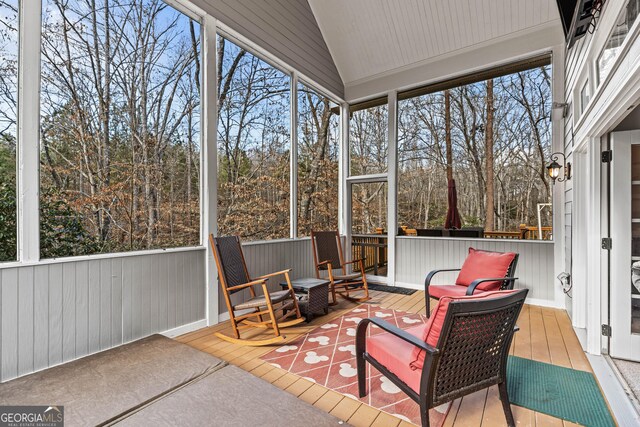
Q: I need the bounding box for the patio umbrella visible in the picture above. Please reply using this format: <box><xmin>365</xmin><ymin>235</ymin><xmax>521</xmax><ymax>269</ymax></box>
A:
<box><xmin>444</xmin><ymin>178</ymin><xmax>462</xmax><ymax>229</ymax></box>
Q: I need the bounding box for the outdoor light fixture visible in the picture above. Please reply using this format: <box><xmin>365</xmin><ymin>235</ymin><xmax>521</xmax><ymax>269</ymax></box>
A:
<box><xmin>551</xmin><ymin>102</ymin><xmax>569</xmax><ymax>120</ymax></box>
<box><xmin>547</xmin><ymin>152</ymin><xmax>571</xmax><ymax>184</ymax></box>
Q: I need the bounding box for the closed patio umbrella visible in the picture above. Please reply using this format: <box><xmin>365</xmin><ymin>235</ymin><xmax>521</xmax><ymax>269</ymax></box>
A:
<box><xmin>444</xmin><ymin>178</ymin><xmax>462</xmax><ymax>229</ymax></box>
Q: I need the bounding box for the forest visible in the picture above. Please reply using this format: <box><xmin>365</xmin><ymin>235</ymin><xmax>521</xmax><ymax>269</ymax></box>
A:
<box><xmin>349</xmin><ymin>66</ymin><xmax>553</xmax><ymax>237</ymax></box>
<box><xmin>0</xmin><ymin>0</ymin><xmax>552</xmax><ymax>264</ymax></box>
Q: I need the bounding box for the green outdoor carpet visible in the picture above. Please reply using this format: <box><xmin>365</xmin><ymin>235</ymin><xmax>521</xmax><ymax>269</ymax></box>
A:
<box><xmin>507</xmin><ymin>356</ymin><xmax>615</xmax><ymax>427</ymax></box>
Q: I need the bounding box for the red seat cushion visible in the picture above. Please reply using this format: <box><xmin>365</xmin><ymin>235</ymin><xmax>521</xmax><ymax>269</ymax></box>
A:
<box><xmin>409</xmin><ymin>289</ymin><xmax>519</xmax><ymax>370</ymax></box>
<box><xmin>366</xmin><ymin>323</ymin><xmax>427</xmax><ymax>393</ymax></box>
<box><xmin>365</xmin><ymin>290</ymin><xmax>519</xmax><ymax>393</ymax></box>
<box><xmin>455</xmin><ymin>248</ymin><xmax>516</xmax><ymax>291</ymax></box>
<box><xmin>428</xmin><ymin>284</ymin><xmax>468</xmax><ymax>299</ymax></box>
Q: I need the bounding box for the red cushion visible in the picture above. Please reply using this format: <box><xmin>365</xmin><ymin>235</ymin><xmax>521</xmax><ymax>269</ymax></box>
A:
<box><xmin>428</xmin><ymin>284</ymin><xmax>468</xmax><ymax>299</ymax></box>
<box><xmin>409</xmin><ymin>289</ymin><xmax>519</xmax><ymax>370</ymax></box>
<box><xmin>455</xmin><ymin>248</ymin><xmax>516</xmax><ymax>291</ymax></box>
<box><xmin>366</xmin><ymin>323</ymin><xmax>427</xmax><ymax>393</ymax></box>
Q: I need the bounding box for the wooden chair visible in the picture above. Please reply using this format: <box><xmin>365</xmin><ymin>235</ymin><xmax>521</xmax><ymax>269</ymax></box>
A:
<box><xmin>425</xmin><ymin>247</ymin><xmax>519</xmax><ymax>317</ymax></box>
<box><xmin>310</xmin><ymin>230</ymin><xmax>369</xmax><ymax>305</ymax></box>
<box><xmin>210</xmin><ymin>235</ymin><xmax>305</xmax><ymax>346</ymax></box>
<box><xmin>356</xmin><ymin>289</ymin><xmax>528</xmax><ymax>427</ymax></box>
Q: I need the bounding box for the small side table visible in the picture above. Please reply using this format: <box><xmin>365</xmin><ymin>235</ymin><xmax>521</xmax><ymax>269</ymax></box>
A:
<box><xmin>280</xmin><ymin>278</ymin><xmax>330</xmax><ymax>322</ymax></box>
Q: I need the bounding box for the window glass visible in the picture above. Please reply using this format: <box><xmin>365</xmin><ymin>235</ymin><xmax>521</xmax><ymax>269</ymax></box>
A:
<box><xmin>297</xmin><ymin>83</ymin><xmax>339</xmax><ymax>236</ymax></box>
<box><xmin>216</xmin><ymin>36</ymin><xmax>290</xmax><ymax>241</ymax></box>
<box><xmin>397</xmin><ymin>65</ymin><xmax>553</xmax><ymax>240</ymax></box>
<box><xmin>351</xmin><ymin>182</ymin><xmax>387</xmax><ymax>235</ymax></box>
<box><xmin>349</xmin><ymin>104</ymin><xmax>388</xmax><ymax>176</ymax></box>
<box><xmin>597</xmin><ymin>0</ymin><xmax>640</xmax><ymax>85</ymax></box>
<box><xmin>40</xmin><ymin>0</ymin><xmax>201</xmax><ymax>257</ymax></box>
<box><xmin>580</xmin><ymin>80</ymin><xmax>590</xmax><ymax>115</ymax></box>
<box><xmin>0</xmin><ymin>0</ymin><xmax>18</xmax><ymax>261</ymax></box>
<box><xmin>351</xmin><ymin>181</ymin><xmax>387</xmax><ymax>277</ymax></box>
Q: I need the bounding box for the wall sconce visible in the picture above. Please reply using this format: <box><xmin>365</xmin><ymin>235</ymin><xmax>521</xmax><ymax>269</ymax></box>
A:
<box><xmin>547</xmin><ymin>152</ymin><xmax>571</xmax><ymax>184</ymax></box>
<box><xmin>551</xmin><ymin>102</ymin><xmax>569</xmax><ymax>121</ymax></box>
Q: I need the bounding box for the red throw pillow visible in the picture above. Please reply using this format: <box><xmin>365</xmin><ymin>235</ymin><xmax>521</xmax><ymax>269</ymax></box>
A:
<box><xmin>409</xmin><ymin>289</ymin><xmax>519</xmax><ymax>370</ymax></box>
<box><xmin>455</xmin><ymin>248</ymin><xmax>516</xmax><ymax>291</ymax></box>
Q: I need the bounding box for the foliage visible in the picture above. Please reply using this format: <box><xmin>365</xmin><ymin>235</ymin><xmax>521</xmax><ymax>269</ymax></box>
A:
<box><xmin>395</xmin><ymin>67</ymin><xmax>553</xmax><ymax>234</ymax></box>
<box><xmin>37</xmin><ymin>0</ymin><xmax>201</xmax><ymax>255</ymax></box>
<box><xmin>0</xmin><ymin>179</ymin><xmax>16</xmax><ymax>261</ymax></box>
<box><xmin>0</xmin><ymin>177</ymin><xmax>99</xmax><ymax>261</ymax></box>
<box><xmin>40</xmin><ymin>190</ymin><xmax>101</xmax><ymax>258</ymax></box>
<box><xmin>216</xmin><ymin>37</ymin><xmax>340</xmax><ymax>241</ymax></box>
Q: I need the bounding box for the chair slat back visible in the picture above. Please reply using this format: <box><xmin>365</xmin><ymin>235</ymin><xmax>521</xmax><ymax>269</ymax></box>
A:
<box><xmin>429</xmin><ymin>289</ymin><xmax>527</xmax><ymax>406</ymax></box>
<box><xmin>212</xmin><ymin>236</ymin><xmax>251</xmax><ymax>294</ymax></box>
<box><xmin>311</xmin><ymin>231</ymin><xmax>343</xmax><ymax>271</ymax></box>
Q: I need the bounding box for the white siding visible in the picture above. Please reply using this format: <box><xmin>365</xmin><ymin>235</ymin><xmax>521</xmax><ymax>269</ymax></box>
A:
<box><xmin>395</xmin><ymin>237</ymin><xmax>555</xmax><ymax>303</ymax></box>
<box><xmin>0</xmin><ymin>249</ymin><xmax>205</xmax><ymax>382</ymax></box>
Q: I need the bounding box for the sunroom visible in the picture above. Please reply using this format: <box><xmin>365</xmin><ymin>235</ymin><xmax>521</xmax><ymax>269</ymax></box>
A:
<box><xmin>0</xmin><ymin>0</ymin><xmax>639</xmax><ymax>426</ymax></box>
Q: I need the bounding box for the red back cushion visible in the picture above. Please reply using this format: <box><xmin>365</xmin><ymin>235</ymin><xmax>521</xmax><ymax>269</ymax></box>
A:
<box><xmin>409</xmin><ymin>289</ymin><xmax>519</xmax><ymax>370</ymax></box>
<box><xmin>455</xmin><ymin>248</ymin><xmax>516</xmax><ymax>291</ymax></box>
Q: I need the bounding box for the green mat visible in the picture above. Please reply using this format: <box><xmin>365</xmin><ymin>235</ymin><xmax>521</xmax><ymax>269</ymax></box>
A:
<box><xmin>507</xmin><ymin>356</ymin><xmax>615</xmax><ymax>427</ymax></box>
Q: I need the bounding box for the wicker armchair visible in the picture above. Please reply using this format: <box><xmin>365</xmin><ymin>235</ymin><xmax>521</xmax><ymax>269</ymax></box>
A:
<box><xmin>356</xmin><ymin>289</ymin><xmax>528</xmax><ymax>427</ymax></box>
<box><xmin>425</xmin><ymin>247</ymin><xmax>519</xmax><ymax>317</ymax></box>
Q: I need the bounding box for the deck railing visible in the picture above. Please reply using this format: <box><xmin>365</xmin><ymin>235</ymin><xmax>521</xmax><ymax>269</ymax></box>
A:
<box><xmin>351</xmin><ymin>234</ymin><xmax>387</xmax><ymax>275</ymax></box>
<box><xmin>484</xmin><ymin>225</ymin><xmax>553</xmax><ymax>240</ymax></box>
<box><xmin>399</xmin><ymin>224</ymin><xmax>553</xmax><ymax>240</ymax></box>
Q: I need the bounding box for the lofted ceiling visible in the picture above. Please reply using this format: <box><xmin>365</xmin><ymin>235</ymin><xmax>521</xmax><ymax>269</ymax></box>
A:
<box><xmin>308</xmin><ymin>0</ymin><xmax>562</xmax><ymax>87</ymax></box>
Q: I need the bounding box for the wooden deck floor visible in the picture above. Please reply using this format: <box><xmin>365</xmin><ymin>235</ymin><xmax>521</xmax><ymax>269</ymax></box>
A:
<box><xmin>177</xmin><ymin>290</ymin><xmax>597</xmax><ymax>427</ymax></box>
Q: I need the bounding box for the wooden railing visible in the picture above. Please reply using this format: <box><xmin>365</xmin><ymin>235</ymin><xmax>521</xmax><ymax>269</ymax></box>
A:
<box><xmin>351</xmin><ymin>234</ymin><xmax>388</xmax><ymax>275</ymax></box>
<box><xmin>398</xmin><ymin>224</ymin><xmax>552</xmax><ymax>240</ymax></box>
<box><xmin>484</xmin><ymin>225</ymin><xmax>552</xmax><ymax>240</ymax></box>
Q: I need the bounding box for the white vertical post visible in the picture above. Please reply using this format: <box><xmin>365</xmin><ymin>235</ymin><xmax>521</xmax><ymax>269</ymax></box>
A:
<box><xmin>202</xmin><ymin>15</ymin><xmax>218</xmax><ymax>326</ymax></box>
<box><xmin>340</xmin><ymin>103</ymin><xmax>351</xmax><ymax>260</ymax></box>
<box><xmin>290</xmin><ymin>73</ymin><xmax>298</xmax><ymax>239</ymax></box>
<box><xmin>17</xmin><ymin>0</ymin><xmax>42</xmax><ymax>263</ymax></box>
<box><xmin>387</xmin><ymin>91</ymin><xmax>398</xmax><ymax>286</ymax></box>
<box><xmin>586</xmin><ymin>137</ymin><xmax>602</xmax><ymax>355</ymax></box>
<box><xmin>551</xmin><ymin>44</ymin><xmax>567</xmax><ymax>310</ymax></box>
<box><xmin>572</xmin><ymin>149</ymin><xmax>587</xmax><ymax>330</ymax></box>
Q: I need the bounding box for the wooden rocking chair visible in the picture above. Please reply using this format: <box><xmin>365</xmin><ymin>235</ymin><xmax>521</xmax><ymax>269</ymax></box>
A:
<box><xmin>210</xmin><ymin>235</ymin><xmax>305</xmax><ymax>346</ymax></box>
<box><xmin>311</xmin><ymin>230</ymin><xmax>370</xmax><ymax>305</ymax></box>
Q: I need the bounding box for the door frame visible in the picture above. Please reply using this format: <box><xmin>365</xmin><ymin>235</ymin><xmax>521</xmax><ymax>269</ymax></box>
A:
<box><xmin>607</xmin><ymin>130</ymin><xmax>640</xmax><ymax>361</ymax></box>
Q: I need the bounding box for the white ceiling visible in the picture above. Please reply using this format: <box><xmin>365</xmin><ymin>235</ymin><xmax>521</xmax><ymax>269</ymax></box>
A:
<box><xmin>308</xmin><ymin>0</ymin><xmax>562</xmax><ymax>86</ymax></box>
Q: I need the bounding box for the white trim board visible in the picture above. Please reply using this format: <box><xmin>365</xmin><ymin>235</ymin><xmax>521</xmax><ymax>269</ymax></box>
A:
<box><xmin>162</xmin><ymin>319</ymin><xmax>208</xmax><ymax>339</ymax></box>
<box><xmin>588</xmin><ymin>354</ymin><xmax>640</xmax><ymax>427</ymax></box>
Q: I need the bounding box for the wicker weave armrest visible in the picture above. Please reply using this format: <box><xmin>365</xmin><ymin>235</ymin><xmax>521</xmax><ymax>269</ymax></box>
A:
<box><xmin>466</xmin><ymin>277</ymin><xmax>518</xmax><ymax>295</ymax></box>
<box><xmin>255</xmin><ymin>269</ymin><xmax>292</xmax><ymax>280</ymax></box>
<box><xmin>356</xmin><ymin>318</ymin><xmax>438</xmax><ymax>354</ymax></box>
<box><xmin>424</xmin><ymin>268</ymin><xmax>462</xmax><ymax>288</ymax></box>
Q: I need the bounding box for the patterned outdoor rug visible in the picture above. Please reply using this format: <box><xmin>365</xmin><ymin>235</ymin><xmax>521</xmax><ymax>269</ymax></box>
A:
<box><xmin>261</xmin><ymin>305</ymin><xmax>450</xmax><ymax>426</ymax></box>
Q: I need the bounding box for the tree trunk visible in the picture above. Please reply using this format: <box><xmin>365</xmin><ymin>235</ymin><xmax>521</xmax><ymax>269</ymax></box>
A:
<box><xmin>485</xmin><ymin>79</ymin><xmax>495</xmax><ymax>232</ymax></box>
<box><xmin>444</xmin><ymin>90</ymin><xmax>453</xmax><ymax>182</ymax></box>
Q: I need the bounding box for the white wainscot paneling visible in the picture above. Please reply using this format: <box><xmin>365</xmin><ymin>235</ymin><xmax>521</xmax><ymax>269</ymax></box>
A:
<box><xmin>0</xmin><ymin>249</ymin><xmax>205</xmax><ymax>382</ymax></box>
<box><xmin>395</xmin><ymin>237</ymin><xmax>555</xmax><ymax>304</ymax></box>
